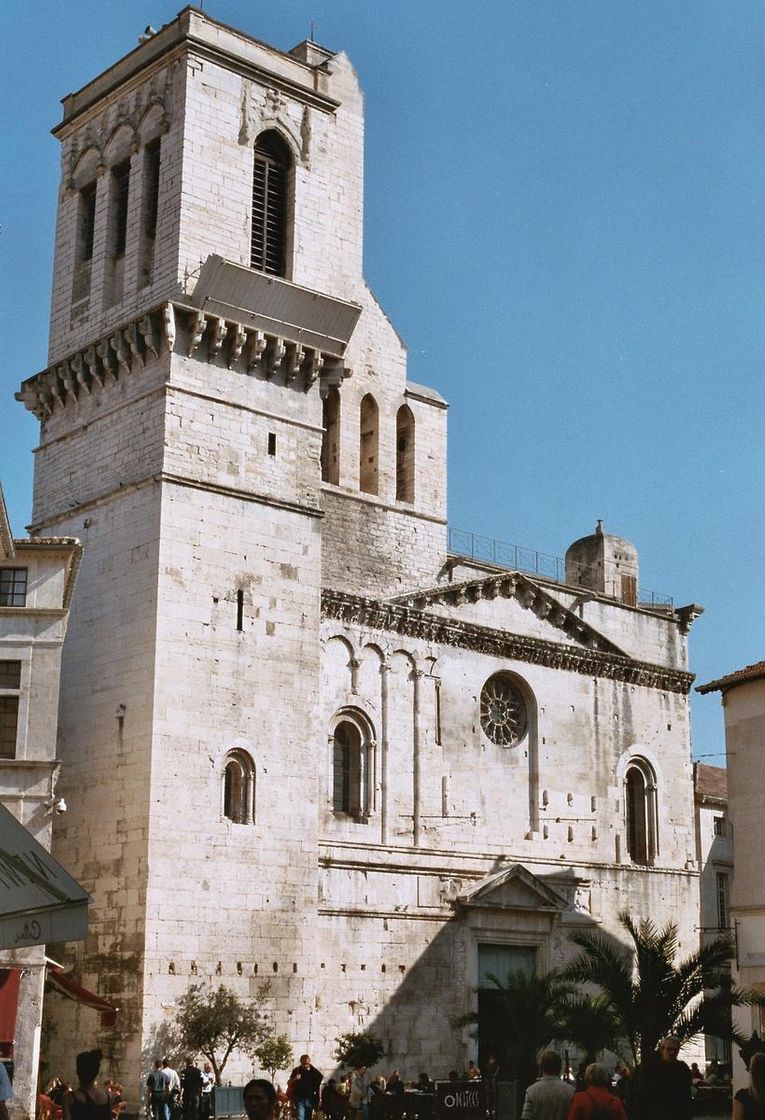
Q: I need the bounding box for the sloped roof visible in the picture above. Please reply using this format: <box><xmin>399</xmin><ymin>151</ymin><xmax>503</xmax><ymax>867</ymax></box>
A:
<box><xmin>694</xmin><ymin>762</ymin><xmax>727</xmax><ymax>803</ymax></box>
<box><xmin>697</xmin><ymin>661</ymin><xmax>765</xmax><ymax>695</ymax></box>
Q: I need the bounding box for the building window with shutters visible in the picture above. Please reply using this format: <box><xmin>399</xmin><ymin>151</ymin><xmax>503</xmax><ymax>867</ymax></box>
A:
<box><xmin>251</xmin><ymin>131</ymin><xmax>291</xmax><ymax>277</ymax></box>
<box><xmin>716</xmin><ymin>871</ymin><xmax>729</xmax><ymax>929</ymax></box>
<box><xmin>0</xmin><ymin>662</ymin><xmax>21</xmax><ymax>760</ymax></box>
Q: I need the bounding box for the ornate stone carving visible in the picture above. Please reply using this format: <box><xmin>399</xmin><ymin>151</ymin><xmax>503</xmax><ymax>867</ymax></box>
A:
<box><xmin>321</xmin><ymin>590</ymin><xmax>695</xmax><ymax>695</ymax></box>
<box><xmin>480</xmin><ymin>674</ymin><xmax>528</xmax><ymax>747</ymax></box>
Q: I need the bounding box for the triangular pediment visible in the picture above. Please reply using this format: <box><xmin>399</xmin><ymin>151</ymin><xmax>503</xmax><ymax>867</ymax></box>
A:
<box><xmin>389</xmin><ymin>571</ymin><xmax>626</xmax><ymax>656</ymax></box>
<box><xmin>456</xmin><ymin>864</ymin><xmax>569</xmax><ymax>913</ymax></box>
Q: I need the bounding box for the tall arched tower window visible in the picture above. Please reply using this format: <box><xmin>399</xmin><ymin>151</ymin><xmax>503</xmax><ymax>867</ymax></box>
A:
<box><xmin>359</xmin><ymin>394</ymin><xmax>379</xmax><ymax>495</ymax></box>
<box><xmin>321</xmin><ymin>388</ymin><xmax>341</xmax><ymax>484</ymax></box>
<box><xmin>331</xmin><ymin>714</ymin><xmax>374</xmax><ymax>820</ymax></box>
<box><xmin>223</xmin><ymin>749</ymin><xmax>256</xmax><ymax>824</ymax></box>
<box><xmin>396</xmin><ymin>404</ymin><xmax>415</xmax><ymax>503</ymax></box>
<box><xmin>251</xmin><ymin>131</ymin><xmax>290</xmax><ymax>277</ymax></box>
<box><xmin>625</xmin><ymin>760</ymin><xmax>657</xmax><ymax>865</ymax></box>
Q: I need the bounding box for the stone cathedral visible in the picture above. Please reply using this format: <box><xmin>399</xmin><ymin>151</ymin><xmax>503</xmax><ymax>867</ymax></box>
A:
<box><xmin>17</xmin><ymin>7</ymin><xmax>703</xmax><ymax>1099</ymax></box>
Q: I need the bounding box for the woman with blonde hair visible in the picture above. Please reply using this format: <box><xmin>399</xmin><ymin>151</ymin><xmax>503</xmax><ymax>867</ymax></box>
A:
<box><xmin>566</xmin><ymin>1064</ymin><xmax>627</xmax><ymax>1120</ymax></box>
<box><xmin>734</xmin><ymin>1052</ymin><xmax>765</xmax><ymax>1119</ymax></box>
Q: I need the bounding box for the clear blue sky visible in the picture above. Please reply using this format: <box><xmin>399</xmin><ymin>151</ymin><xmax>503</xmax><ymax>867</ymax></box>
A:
<box><xmin>1</xmin><ymin>1</ymin><xmax>763</xmax><ymax>763</ymax></box>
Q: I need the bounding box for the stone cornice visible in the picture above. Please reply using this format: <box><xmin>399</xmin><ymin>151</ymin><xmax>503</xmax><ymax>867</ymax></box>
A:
<box><xmin>390</xmin><ymin>569</ymin><xmax>626</xmax><ymax>656</ymax></box>
<box><xmin>321</xmin><ymin>589</ymin><xmax>695</xmax><ymax>695</ymax></box>
<box><xmin>16</xmin><ymin>300</ymin><xmax>353</xmax><ymax>421</ymax></box>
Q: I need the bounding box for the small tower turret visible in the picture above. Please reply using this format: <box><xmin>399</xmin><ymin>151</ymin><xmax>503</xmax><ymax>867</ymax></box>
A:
<box><xmin>565</xmin><ymin>520</ymin><xmax>639</xmax><ymax>606</ymax></box>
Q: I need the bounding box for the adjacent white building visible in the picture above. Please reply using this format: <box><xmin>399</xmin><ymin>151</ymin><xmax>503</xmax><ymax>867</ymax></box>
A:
<box><xmin>698</xmin><ymin>663</ymin><xmax>765</xmax><ymax>1085</ymax></box>
<box><xmin>0</xmin><ymin>487</ymin><xmax>83</xmax><ymax>1119</ymax></box>
<box><xmin>14</xmin><ymin>8</ymin><xmax>705</xmax><ymax>1106</ymax></box>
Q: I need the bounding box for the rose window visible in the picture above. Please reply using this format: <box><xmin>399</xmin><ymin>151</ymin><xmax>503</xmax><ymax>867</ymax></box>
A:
<box><xmin>480</xmin><ymin>674</ymin><xmax>528</xmax><ymax>746</ymax></box>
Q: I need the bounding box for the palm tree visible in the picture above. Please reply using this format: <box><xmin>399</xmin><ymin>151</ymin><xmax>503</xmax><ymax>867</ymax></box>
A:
<box><xmin>562</xmin><ymin>912</ymin><xmax>765</xmax><ymax>1066</ymax></box>
<box><xmin>455</xmin><ymin>968</ymin><xmax>574</xmax><ymax>1095</ymax></box>
<box><xmin>557</xmin><ymin>992</ymin><xmax>624</xmax><ymax>1067</ymax></box>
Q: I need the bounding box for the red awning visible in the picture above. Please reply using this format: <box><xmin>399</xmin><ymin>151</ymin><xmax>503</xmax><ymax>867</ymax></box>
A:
<box><xmin>46</xmin><ymin>965</ymin><xmax>118</xmax><ymax>1028</ymax></box>
<box><xmin>0</xmin><ymin>970</ymin><xmax>20</xmax><ymax>1056</ymax></box>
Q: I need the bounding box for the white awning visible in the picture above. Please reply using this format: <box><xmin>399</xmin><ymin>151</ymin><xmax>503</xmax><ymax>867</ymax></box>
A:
<box><xmin>0</xmin><ymin>805</ymin><xmax>90</xmax><ymax>949</ymax></box>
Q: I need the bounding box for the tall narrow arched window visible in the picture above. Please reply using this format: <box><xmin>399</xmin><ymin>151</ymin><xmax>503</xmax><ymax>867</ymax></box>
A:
<box><xmin>396</xmin><ymin>404</ymin><xmax>415</xmax><ymax>503</ymax></box>
<box><xmin>625</xmin><ymin>760</ymin><xmax>657</xmax><ymax>865</ymax></box>
<box><xmin>251</xmin><ymin>131</ymin><xmax>290</xmax><ymax>277</ymax></box>
<box><xmin>331</xmin><ymin>714</ymin><xmax>374</xmax><ymax>820</ymax></box>
<box><xmin>359</xmin><ymin>394</ymin><xmax>379</xmax><ymax>495</ymax></box>
<box><xmin>223</xmin><ymin>749</ymin><xmax>256</xmax><ymax>824</ymax></box>
<box><xmin>321</xmin><ymin>387</ymin><xmax>340</xmax><ymax>484</ymax></box>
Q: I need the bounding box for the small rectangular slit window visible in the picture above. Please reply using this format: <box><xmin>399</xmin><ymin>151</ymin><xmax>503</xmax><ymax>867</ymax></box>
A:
<box><xmin>236</xmin><ymin>589</ymin><xmax>244</xmax><ymax>632</ymax></box>
<box><xmin>268</xmin><ymin>433</ymin><xmax>277</xmax><ymax>456</ymax></box>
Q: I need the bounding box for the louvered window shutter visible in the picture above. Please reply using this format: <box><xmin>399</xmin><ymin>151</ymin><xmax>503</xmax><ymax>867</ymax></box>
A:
<box><xmin>251</xmin><ymin>134</ymin><xmax>288</xmax><ymax>276</ymax></box>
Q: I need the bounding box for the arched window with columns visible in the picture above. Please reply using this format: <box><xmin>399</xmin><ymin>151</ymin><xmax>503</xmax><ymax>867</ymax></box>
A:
<box><xmin>330</xmin><ymin>711</ymin><xmax>375</xmax><ymax>820</ymax></box>
<box><xmin>625</xmin><ymin>758</ymin><xmax>658</xmax><ymax>865</ymax></box>
<box><xmin>223</xmin><ymin>748</ymin><xmax>256</xmax><ymax>824</ymax></box>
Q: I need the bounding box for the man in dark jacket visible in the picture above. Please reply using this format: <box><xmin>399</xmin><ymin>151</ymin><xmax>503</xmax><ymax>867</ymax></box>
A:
<box><xmin>289</xmin><ymin>1055</ymin><xmax>324</xmax><ymax>1120</ymax></box>
<box><xmin>634</xmin><ymin>1037</ymin><xmax>693</xmax><ymax>1120</ymax></box>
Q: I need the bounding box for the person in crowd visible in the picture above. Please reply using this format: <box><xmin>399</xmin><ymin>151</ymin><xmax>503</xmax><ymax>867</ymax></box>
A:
<box><xmin>163</xmin><ymin>1059</ymin><xmax>181</xmax><ymax>1120</ymax></box>
<box><xmin>0</xmin><ymin>1059</ymin><xmax>12</xmax><ymax>1120</ymax></box>
<box><xmin>384</xmin><ymin>1070</ymin><xmax>404</xmax><ymax>1120</ymax></box>
<box><xmin>244</xmin><ymin>1080</ymin><xmax>277</xmax><ymax>1120</ymax></box>
<box><xmin>349</xmin><ymin>1065</ymin><xmax>371</xmax><ymax>1120</ymax></box>
<box><xmin>369</xmin><ymin>1077</ymin><xmax>386</xmax><ymax>1120</ymax></box>
<box><xmin>321</xmin><ymin>1079</ymin><xmax>346</xmax><ymax>1120</ymax></box>
<box><xmin>62</xmin><ymin>1050</ymin><xmax>113</xmax><ymax>1120</ymax></box>
<box><xmin>733</xmin><ymin>1051</ymin><xmax>765</xmax><ymax>1120</ymax></box>
<box><xmin>200</xmin><ymin>1063</ymin><xmax>214</xmax><ymax>1120</ymax></box>
<box><xmin>705</xmin><ymin>1059</ymin><xmax>722</xmax><ymax>1086</ymax></box>
<box><xmin>481</xmin><ymin>1057</ymin><xmax>499</xmax><ymax>1083</ymax></box>
<box><xmin>181</xmin><ymin>1058</ymin><xmax>204</xmax><ymax>1120</ymax></box>
<box><xmin>633</xmin><ymin>1037</ymin><xmax>692</xmax><ymax>1120</ymax></box>
<box><xmin>566</xmin><ymin>1064</ymin><xmax>627</xmax><ymax>1120</ymax></box>
<box><xmin>147</xmin><ymin>1061</ymin><xmax>168</xmax><ymax>1120</ymax></box>
<box><xmin>689</xmin><ymin>1063</ymin><xmax>705</xmax><ymax>1086</ymax></box>
<box><xmin>288</xmin><ymin>1055</ymin><xmax>323</xmax><ymax>1120</ymax></box>
<box><xmin>520</xmin><ymin>1051</ymin><xmax>574</xmax><ymax>1120</ymax></box>
<box><xmin>413</xmin><ymin>1074</ymin><xmax>432</xmax><ymax>1095</ymax></box>
<box><xmin>466</xmin><ymin>1063</ymin><xmax>480</xmax><ymax>1081</ymax></box>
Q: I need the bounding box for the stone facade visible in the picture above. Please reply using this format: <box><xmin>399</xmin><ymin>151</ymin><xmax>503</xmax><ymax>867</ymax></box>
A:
<box><xmin>17</xmin><ymin>8</ymin><xmax>704</xmax><ymax>1108</ymax></box>
<box><xmin>697</xmin><ymin>664</ymin><xmax>765</xmax><ymax>1088</ymax></box>
<box><xmin>0</xmin><ymin>488</ymin><xmax>81</xmax><ymax>1120</ymax></box>
<box><xmin>693</xmin><ymin>762</ymin><xmax>732</xmax><ymax>1064</ymax></box>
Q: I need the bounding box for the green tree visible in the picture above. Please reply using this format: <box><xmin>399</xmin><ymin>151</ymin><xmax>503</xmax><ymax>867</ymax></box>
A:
<box><xmin>454</xmin><ymin>969</ymin><xmax>574</xmax><ymax>1095</ymax></box>
<box><xmin>175</xmin><ymin>983</ymin><xmax>272</xmax><ymax>1085</ymax></box>
<box><xmin>333</xmin><ymin>1032</ymin><xmax>386</xmax><ymax>1070</ymax></box>
<box><xmin>556</xmin><ymin>992</ymin><xmax>624</xmax><ymax>1066</ymax></box>
<box><xmin>255</xmin><ymin>1035</ymin><xmax>294</xmax><ymax>1082</ymax></box>
<box><xmin>563</xmin><ymin>912</ymin><xmax>765</xmax><ymax>1067</ymax></box>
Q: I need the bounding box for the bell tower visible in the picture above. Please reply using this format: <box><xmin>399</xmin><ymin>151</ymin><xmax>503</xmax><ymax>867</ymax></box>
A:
<box><xmin>16</xmin><ymin>8</ymin><xmax>447</xmax><ymax>1084</ymax></box>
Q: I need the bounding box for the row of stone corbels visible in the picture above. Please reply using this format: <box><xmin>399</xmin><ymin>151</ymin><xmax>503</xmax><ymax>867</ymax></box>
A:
<box><xmin>179</xmin><ymin>304</ymin><xmax>351</xmax><ymax>393</ymax></box>
<box><xmin>17</xmin><ymin>302</ymin><xmax>352</xmax><ymax>419</ymax></box>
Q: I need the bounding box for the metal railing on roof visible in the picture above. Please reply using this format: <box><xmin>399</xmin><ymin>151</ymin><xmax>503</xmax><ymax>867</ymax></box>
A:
<box><xmin>447</xmin><ymin>527</ymin><xmax>673</xmax><ymax>608</ymax></box>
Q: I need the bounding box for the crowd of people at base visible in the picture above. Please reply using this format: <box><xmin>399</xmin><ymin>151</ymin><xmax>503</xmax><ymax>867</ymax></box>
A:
<box><xmin>30</xmin><ymin>1039</ymin><xmax>765</xmax><ymax>1120</ymax></box>
<box><xmin>519</xmin><ymin>1037</ymin><xmax>751</xmax><ymax>1120</ymax></box>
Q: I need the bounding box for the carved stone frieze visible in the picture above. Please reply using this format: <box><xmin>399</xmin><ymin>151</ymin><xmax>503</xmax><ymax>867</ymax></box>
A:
<box><xmin>321</xmin><ymin>589</ymin><xmax>695</xmax><ymax>695</ymax></box>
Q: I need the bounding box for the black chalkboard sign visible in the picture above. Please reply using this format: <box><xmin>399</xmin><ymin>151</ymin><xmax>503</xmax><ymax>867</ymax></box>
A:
<box><xmin>435</xmin><ymin>1081</ymin><xmax>487</xmax><ymax>1120</ymax></box>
